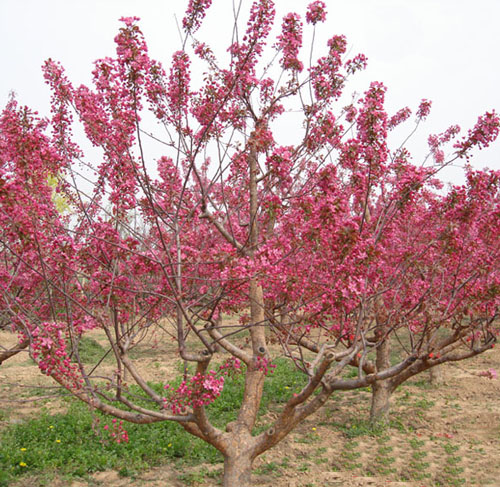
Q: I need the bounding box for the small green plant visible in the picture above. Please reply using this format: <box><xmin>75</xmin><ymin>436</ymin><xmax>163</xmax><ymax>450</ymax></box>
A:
<box><xmin>296</xmin><ymin>432</ymin><xmax>319</xmax><ymax>444</ymax></box>
<box><xmin>376</xmin><ymin>434</ymin><xmax>391</xmax><ymax>444</ymax></box>
<box><xmin>377</xmin><ymin>445</ymin><xmax>393</xmax><ymax>454</ymax></box>
<box><xmin>314</xmin><ymin>456</ymin><xmax>328</xmax><ymax>465</ymax></box>
<box><xmin>331</xmin><ymin>418</ymin><xmax>387</xmax><ymax>438</ymax></box>
<box><xmin>177</xmin><ymin>470</ymin><xmax>207</xmax><ymax>485</ymax></box>
<box><xmin>446</xmin><ymin>455</ymin><xmax>462</xmax><ymax>465</ymax></box>
<box><xmin>343</xmin><ymin>440</ymin><xmax>359</xmax><ymax>450</ymax></box>
<box><xmin>409</xmin><ymin>437</ymin><xmax>425</xmax><ymax>449</ymax></box>
<box><xmin>443</xmin><ymin>442</ymin><xmax>459</xmax><ymax>454</ymax></box>
<box><xmin>342</xmin><ymin>449</ymin><xmax>361</xmax><ymax>461</ymax></box>
<box><xmin>255</xmin><ymin>461</ymin><xmax>281</xmax><ymax>476</ymax></box>
<box><xmin>414</xmin><ymin>397</ymin><xmax>435</xmax><ymax>410</ymax></box>
<box><xmin>412</xmin><ymin>450</ymin><xmax>427</xmax><ymax>460</ymax></box>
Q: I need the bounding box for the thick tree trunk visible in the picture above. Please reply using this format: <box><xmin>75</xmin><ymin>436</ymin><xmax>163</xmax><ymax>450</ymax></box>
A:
<box><xmin>370</xmin><ymin>329</ymin><xmax>392</xmax><ymax>424</ymax></box>
<box><xmin>428</xmin><ymin>364</ymin><xmax>444</xmax><ymax>385</ymax></box>
<box><xmin>370</xmin><ymin>380</ymin><xmax>392</xmax><ymax>423</ymax></box>
<box><xmin>223</xmin><ymin>453</ymin><xmax>253</xmax><ymax>487</ymax></box>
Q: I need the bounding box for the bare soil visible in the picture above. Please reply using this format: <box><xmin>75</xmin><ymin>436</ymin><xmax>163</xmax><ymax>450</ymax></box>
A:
<box><xmin>1</xmin><ymin>329</ymin><xmax>499</xmax><ymax>487</ymax></box>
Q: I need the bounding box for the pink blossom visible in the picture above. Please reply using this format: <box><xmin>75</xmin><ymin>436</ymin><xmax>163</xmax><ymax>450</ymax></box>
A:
<box><xmin>306</xmin><ymin>1</ymin><xmax>327</xmax><ymax>25</ymax></box>
<box><xmin>276</xmin><ymin>13</ymin><xmax>304</xmax><ymax>71</ymax></box>
<box><xmin>182</xmin><ymin>0</ymin><xmax>212</xmax><ymax>33</ymax></box>
<box><xmin>416</xmin><ymin>99</ymin><xmax>432</xmax><ymax>120</ymax></box>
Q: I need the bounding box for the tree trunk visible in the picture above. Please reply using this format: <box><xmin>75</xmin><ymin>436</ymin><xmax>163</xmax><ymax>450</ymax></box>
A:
<box><xmin>223</xmin><ymin>453</ymin><xmax>253</xmax><ymax>487</ymax></box>
<box><xmin>428</xmin><ymin>364</ymin><xmax>444</xmax><ymax>385</ymax></box>
<box><xmin>370</xmin><ymin>380</ymin><xmax>392</xmax><ymax>423</ymax></box>
<box><xmin>370</xmin><ymin>329</ymin><xmax>392</xmax><ymax>424</ymax></box>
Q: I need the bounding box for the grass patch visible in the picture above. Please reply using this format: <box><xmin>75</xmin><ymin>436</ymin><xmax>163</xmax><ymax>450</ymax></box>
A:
<box><xmin>0</xmin><ymin>399</ymin><xmax>220</xmax><ymax>487</ymax></box>
<box><xmin>75</xmin><ymin>336</ymin><xmax>109</xmax><ymax>364</ymax></box>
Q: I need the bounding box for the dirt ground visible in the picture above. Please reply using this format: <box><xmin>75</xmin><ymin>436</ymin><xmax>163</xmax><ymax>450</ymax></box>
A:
<box><xmin>1</xmin><ymin>329</ymin><xmax>499</xmax><ymax>487</ymax></box>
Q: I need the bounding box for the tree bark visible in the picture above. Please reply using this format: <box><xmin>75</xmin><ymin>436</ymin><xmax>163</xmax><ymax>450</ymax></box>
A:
<box><xmin>223</xmin><ymin>452</ymin><xmax>253</xmax><ymax>487</ymax></box>
<box><xmin>428</xmin><ymin>364</ymin><xmax>444</xmax><ymax>385</ymax></box>
<box><xmin>370</xmin><ymin>380</ymin><xmax>392</xmax><ymax>423</ymax></box>
<box><xmin>370</xmin><ymin>330</ymin><xmax>392</xmax><ymax>424</ymax></box>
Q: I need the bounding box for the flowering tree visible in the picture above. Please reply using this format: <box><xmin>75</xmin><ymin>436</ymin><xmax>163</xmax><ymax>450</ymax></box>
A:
<box><xmin>1</xmin><ymin>1</ymin><xmax>499</xmax><ymax>485</ymax></box>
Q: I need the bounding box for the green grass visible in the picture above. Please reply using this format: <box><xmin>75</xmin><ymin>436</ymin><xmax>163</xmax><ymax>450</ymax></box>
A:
<box><xmin>0</xmin><ymin>357</ymin><xmax>308</xmax><ymax>486</ymax></box>
<box><xmin>75</xmin><ymin>336</ymin><xmax>109</xmax><ymax>364</ymax></box>
<box><xmin>329</xmin><ymin>416</ymin><xmax>398</xmax><ymax>438</ymax></box>
<box><xmin>0</xmin><ymin>399</ymin><xmax>220</xmax><ymax>487</ymax></box>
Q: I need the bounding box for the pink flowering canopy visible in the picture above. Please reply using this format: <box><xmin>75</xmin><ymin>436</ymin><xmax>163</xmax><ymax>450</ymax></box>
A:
<box><xmin>0</xmin><ymin>1</ymin><xmax>499</xmax><ymax>485</ymax></box>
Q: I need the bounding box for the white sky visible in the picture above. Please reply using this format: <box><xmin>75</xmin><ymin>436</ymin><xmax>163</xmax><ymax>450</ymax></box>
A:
<box><xmin>1</xmin><ymin>0</ymin><xmax>499</xmax><ymax>183</ymax></box>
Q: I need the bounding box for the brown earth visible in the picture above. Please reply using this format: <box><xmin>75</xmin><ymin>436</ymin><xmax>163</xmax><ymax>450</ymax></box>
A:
<box><xmin>1</xmin><ymin>329</ymin><xmax>499</xmax><ymax>487</ymax></box>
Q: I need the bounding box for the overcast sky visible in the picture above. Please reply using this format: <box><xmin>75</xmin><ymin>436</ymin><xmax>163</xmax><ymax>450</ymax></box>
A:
<box><xmin>1</xmin><ymin>0</ymin><xmax>499</xmax><ymax>183</ymax></box>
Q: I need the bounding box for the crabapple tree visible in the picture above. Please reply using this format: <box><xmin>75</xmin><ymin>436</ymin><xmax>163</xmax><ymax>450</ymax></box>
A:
<box><xmin>1</xmin><ymin>1</ymin><xmax>499</xmax><ymax>485</ymax></box>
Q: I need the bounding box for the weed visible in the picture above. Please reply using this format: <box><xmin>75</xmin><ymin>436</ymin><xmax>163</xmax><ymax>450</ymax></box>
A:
<box><xmin>446</xmin><ymin>455</ymin><xmax>462</xmax><ymax>465</ymax></box>
<box><xmin>178</xmin><ymin>470</ymin><xmax>207</xmax><ymax>485</ymax></box>
<box><xmin>412</xmin><ymin>450</ymin><xmax>427</xmax><ymax>460</ymax></box>
<box><xmin>409</xmin><ymin>437</ymin><xmax>425</xmax><ymax>449</ymax></box>
<box><xmin>375</xmin><ymin>454</ymin><xmax>395</xmax><ymax>467</ymax></box>
<box><xmin>343</xmin><ymin>440</ymin><xmax>359</xmax><ymax>450</ymax></box>
<box><xmin>314</xmin><ymin>456</ymin><xmax>328</xmax><ymax>465</ymax></box>
<box><xmin>333</xmin><ymin>418</ymin><xmax>387</xmax><ymax>438</ymax></box>
<box><xmin>296</xmin><ymin>432</ymin><xmax>318</xmax><ymax>444</ymax></box>
<box><xmin>255</xmin><ymin>461</ymin><xmax>281</xmax><ymax>476</ymax></box>
<box><xmin>342</xmin><ymin>450</ymin><xmax>361</xmax><ymax>461</ymax></box>
<box><xmin>377</xmin><ymin>445</ymin><xmax>393</xmax><ymax>455</ymax></box>
<box><xmin>443</xmin><ymin>442</ymin><xmax>459</xmax><ymax>454</ymax></box>
<box><xmin>376</xmin><ymin>434</ymin><xmax>391</xmax><ymax>444</ymax></box>
<box><xmin>410</xmin><ymin>379</ymin><xmax>434</xmax><ymax>389</ymax></box>
<box><xmin>414</xmin><ymin>397</ymin><xmax>435</xmax><ymax>410</ymax></box>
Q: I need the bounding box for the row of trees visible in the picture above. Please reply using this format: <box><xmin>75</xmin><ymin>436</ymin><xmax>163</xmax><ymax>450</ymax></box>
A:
<box><xmin>1</xmin><ymin>1</ymin><xmax>499</xmax><ymax>485</ymax></box>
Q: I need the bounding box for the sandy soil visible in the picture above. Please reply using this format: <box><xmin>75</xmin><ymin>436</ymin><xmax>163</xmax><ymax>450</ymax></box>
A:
<box><xmin>1</xmin><ymin>329</ymin><xmax>499</xmax><ymax>487</ymax></box>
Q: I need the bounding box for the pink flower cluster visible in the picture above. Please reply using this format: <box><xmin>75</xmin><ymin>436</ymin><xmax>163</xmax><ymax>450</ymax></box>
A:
<box><xmin>306</xmin><ymin>1</ymin><xmax>327</xmax><ymax>25</ymax></box>
<box><xmin>416</xmin><ymin>99</ymin><xmax>432</xmax><ymax>120</ymax></box>
<box><xmin>267</xmin><ymin>146</ymin><xmax>294</xmax><ymax>186</ymax></box>
<box><xmin>31</xmin><ymin>322</ymin><xmax>83</xmax><ymax>390</ymax></box>
<box><xmin>182</xmin><ymin>0</ymin><xmax>213</xmax><ymax>33</ymax></box>
<box><xmin>345</xmin><ymin>53</ymin><xmax>368</xmax><ymax>76</ymax></box>
<box><xmin>277</xmin><ymin>13</ymin><xmax>303</xmax><ymax>71</ymax></box>
<box><xmin>388</xmin><ymin>107</ymin><xmax>412</xmax><ymax>130</ymax></box>
<box><xmin>454</xmin><ymin>110</ymin><xmax>500</xmax><ymax>156</ymax></box>
<box><xmin>168</xmin><ymin>51</ymin><xmax>191</xmax><ymax>123</ymax></box>
<box><xmin>218</xmin><ymin>357</ymin><xmax>242</xmax><ymax>378</ymax></box>
<box><xmin>427</xmin><ymin>124</ymin><xmax>461</xmax><ymax>163</ymax></box>
<box><xmin>104</xmin><ymin>418</ymin><xmax>129</xmax><ymax>443</ymax></box>
<box><xmin>310</xmin><ymin>35</ymin><xmax>347</xmax><ymax>101</ymax></box>
<box><xmin>256</xmin><ymin>356</ymin><xmax>276</xmax><ymax>376</ymax></box>
<box><xmin>163</xmin><ymin>372</ymin><xmax>225</xmax><ymax>414</ymax></box>
<box><xmin>163</xmin><ymin>359</ymin><xmax>242</xmax><ymax>414</ymax></box>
